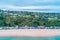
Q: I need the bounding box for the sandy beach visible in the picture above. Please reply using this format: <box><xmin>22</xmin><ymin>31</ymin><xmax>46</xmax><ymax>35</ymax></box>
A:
<box><xmin>0</xmin><ymin>29</ymin><xmax>60</xmax><ymax>37</ymax></box>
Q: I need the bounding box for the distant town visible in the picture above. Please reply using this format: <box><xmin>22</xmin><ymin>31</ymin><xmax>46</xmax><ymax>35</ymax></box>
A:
<box><xmin>0</xmin><ymin>9</ymin><xmax>60</xmax><ymax>29</ymax></box>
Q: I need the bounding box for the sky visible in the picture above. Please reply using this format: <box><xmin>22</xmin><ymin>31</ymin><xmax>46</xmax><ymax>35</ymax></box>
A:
<box><xmin>0</xmin><ymin>0</ymin><xmax>60</xmax><ymax>6</ymax></box>
<box><xmin>0</xmin><ymin>0</ymin><xmax>60</xmax><ymax>12</ymax></box>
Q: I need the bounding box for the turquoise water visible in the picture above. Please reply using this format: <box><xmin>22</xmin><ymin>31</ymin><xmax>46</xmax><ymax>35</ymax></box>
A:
<box><xmin>0</xmin><ymin>36</ymin><xmax>60</xmax><ymax>40</ymax></box>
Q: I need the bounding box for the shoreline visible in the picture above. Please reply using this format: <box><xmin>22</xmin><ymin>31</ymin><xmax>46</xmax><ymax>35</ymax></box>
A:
<box><xmin>0</xmin><ymin>29</ymin><xmax>60</xmax><ymax>37</ymax></box>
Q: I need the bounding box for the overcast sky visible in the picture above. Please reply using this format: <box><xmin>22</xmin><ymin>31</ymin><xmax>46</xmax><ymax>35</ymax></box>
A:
<box><xmin>0</xmin><ymin>0</ymin><xmax>60</xmax><ymax>12</ymax></box>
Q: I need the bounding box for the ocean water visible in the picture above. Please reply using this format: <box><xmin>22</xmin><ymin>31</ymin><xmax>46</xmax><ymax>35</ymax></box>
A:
<box><xmin>0</xmin><ymin>36</ymin><xmax>60</xmax><ymax>40</ymax></box>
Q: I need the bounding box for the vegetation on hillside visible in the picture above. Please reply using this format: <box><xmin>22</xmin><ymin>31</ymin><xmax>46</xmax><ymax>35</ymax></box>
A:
<box><xmin>0</xmin><ymin>10</ymin><xmax>60</xmax><ymax>28</ymax></box>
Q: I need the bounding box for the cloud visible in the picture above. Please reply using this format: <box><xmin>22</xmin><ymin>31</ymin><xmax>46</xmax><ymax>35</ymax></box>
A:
<box><xmin>0</xmin><ymin>4</ymin><xmax>59</xmax><ymax>13</ymax></box>
<box><xmin>0</xmin><ymin>0</ymin><xmax>60</xmax><ymax>13</ymax></box>
<box><xmin>0</xmin><ymin>4</ymin><xmax>60</xmax><ymax>10</ymax></box>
